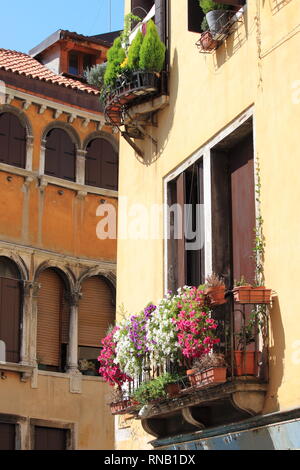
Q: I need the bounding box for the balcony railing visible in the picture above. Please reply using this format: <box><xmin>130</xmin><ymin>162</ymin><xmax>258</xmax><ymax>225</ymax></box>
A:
<box><xmin>109</xmin><ymin>290</ymin><xmax>270</xmax><ymax>438</ymax></box>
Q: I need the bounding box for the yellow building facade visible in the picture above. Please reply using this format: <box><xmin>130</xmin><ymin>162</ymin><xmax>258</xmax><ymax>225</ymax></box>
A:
<box><xmin>114</xmin><ymin>0</ymin><xmax>300</xmax><ymax>450</ymax></box>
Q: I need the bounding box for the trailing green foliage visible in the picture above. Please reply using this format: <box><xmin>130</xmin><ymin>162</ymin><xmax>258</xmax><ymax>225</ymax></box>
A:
<box><xmin>120</xmin><ymin>13</ymin><xmax>141</xmax><ymax>53</ymax></box>
<box><xmin>132</xmin><ymin>372</ymin><xmax>181</xmax><ymax>405</ymax></box>
<box><xmin>199</xmin><ymin>0</ymin><xmax>231</xmax><ymax>14</ymax></box>
<box><xmin>127</xmin><ymin>31</ymin><xmax>144</xmax><ymax>71</ymax></box>
<box><xmin>84</xmin><ymin>63</ymin><xmax>107</xmax><ymax>89</ymax></box>
<box><xmin>139</xmin><ymin>20</ymin><xmax>166</xmax><ymax>72</ymax></box>
<box><xmin>104</xmin><ymin>37</ymin><xmax>126</xmax><ymax>86</ymax></box>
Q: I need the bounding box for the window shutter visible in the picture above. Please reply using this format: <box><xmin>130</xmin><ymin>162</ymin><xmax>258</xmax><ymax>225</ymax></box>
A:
<box><xmin>85</xmin><ymin>139</ymin><xmax>101</xmax><ymax>187</ymax></box>
<box><xmin>34</xmin><ymin>427</ymin><xmax>67</xmax><ymax>450</ymax></box>
<box><xmin>187</xmin><ymin>0</ymin><xmax>204</xmax><ymax>33</ymax></box>
<box><xmin>85</xmin><ymin>139</ymin><xmax>118</xmax><ymax>190</ymax></box>
<box><xmin>78</xmin><ymin>277</ymin><xmax>115</xmax><ymax>347</ymax></box>
<box><xmin>0</xmin><ymin>423</ymin><xmax>15</xmax><ymax>450</ymax></box>
<box><xmin>9</xmin><ymin>114</ymin><xmax>26</xmax><ymax>168</ymax></box>
<box><xmin>0</xmin><ymin>113</ymin><xmax>10</xmax><ymax>164</ymax></box>
<box><xmin>176</xmin><ymin>173</ymin><xmax>186</xmax><ymax>289</ymax></box>
<box><xmin>0</xmin><ymin>277</ymin><xmax>21</xmax><ymax>363</ymax></box>
<box><xmin>60</xmin><ymin>131</ymin><xmax>76</xmax><ymax>181</ymax></box>
<box><xmin>45</xmin><ymin>129</ymin><xmax>76</xmax><ymax>181</ymax></box>
<box><xmin>45</xmin><ymin>129</ymin><xmax>60</xmax><ymax>177</ymax></box>
<box><xmin>101</xmin><ymin>140</ymin><xmax>118</xmax><ymax>190</ymax></box>
<box><xmin>155</xmin><ymin>0</ymin><xmax>167</xmax><ymax>43</ymax></box>
<box><xmin>0</xmin><ymin>113</ymin><xmax>26</xmax><ymax>168</ymax></box>
<box><xmin>37</xmin><ymin>269</ymin><xmax>68</xmax><ymax>368</ymax></box>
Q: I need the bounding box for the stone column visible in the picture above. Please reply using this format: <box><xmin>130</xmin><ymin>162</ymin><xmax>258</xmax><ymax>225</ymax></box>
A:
<box><xmin>76</xmin><ymin>149</ymin><xmax>87</xmax><ymax>185</ymax></box>
<box><xmin>39</xmin><ymin>138</ymin><xmax>47</xmax><ymax>175</ymax></box>
<box><xmin>21</xmin><ymin>282</ymin><xmax>41</xmax><ymax>366</ymax></box>
<box><xmin>25</xmin><ymin>135</ymin><xmax>34</xmax><ymax>172</ymax></box>
<box><xmin>67</xmin><ymin>290</ymin><xmax>81</xmax><ymax>373</ymax></box>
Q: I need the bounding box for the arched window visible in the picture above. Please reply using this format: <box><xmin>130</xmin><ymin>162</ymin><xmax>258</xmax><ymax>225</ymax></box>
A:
<box><xmin>0</xmin><ymin>257</ymin><xmax>22</xmax><ymax>363</ymax></box>
<box><xmin>78</xmin><ymin>276</ymin><xmax>115</xmax><ymax>375</ymax></box>
<box><xmin>0</xmin><ymin>113</ymin><xmax>26</xmax><ymax>168</ymax></box>
<box><xmin>45</xmin><ymin>128</ymin><xmax>76</xmax><ymax>181</ymax></box>
<box><xmin>85</xmin><ymin>138</ymin><xmax>118</xmax><ymax>190</ymax></box>
<box><xmin>37</xmin><ymin>268</ymin><xmax>70</xmax><ymax>372</ymax></box>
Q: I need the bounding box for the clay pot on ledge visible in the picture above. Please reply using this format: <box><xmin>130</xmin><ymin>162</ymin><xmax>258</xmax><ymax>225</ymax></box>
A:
<box><xmin>205</xmin><ymin>284</ymin><xmax>227</xmax><ymax>305</ymax></box>
<box><xmin>199</xmin><ymin>31</ymin><xmax>219</xmax><ymax>51</ymax></box>
<box><xmin>234</xmin><ymin>351</ymin><xmax>260</xmax><ymax>376</ymax></box>
<box><xmin>165</xmin><ymin>382</ymin><xmax>182</xmax><ymax>397</ymax></box>
<box><xmin>200</xmin><ymin>366</ymin><xmax>227</xmax><ymax>386</ymax></box>
<box><xmin>233</xmin><ymin>286</ymin><xmax>272</xmax><ymax>304</ymax></box>
<box><xmin>186</xmin><ymin>369</ymin><xmax>202</xmax><ymax>386</ymax></box>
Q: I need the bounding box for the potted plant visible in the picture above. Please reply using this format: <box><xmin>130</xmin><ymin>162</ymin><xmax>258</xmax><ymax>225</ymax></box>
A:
<box><xmin>160</xmin><ymin>372</ymin><xmax>182</xmax><ymax>397</ymax></box>
<box><xmin>109</xmin><ymin>388</ymin><xmax>131</xmax><ymax>415</ymax></box>
<box><xmin>204</xmin><ymin>273</ymin><xmax>227</xmax><ymax>305</ymax></box>
<box><xmin>234</xmin><ymin>324</ymin><xmax>259</xmax><ymax>376</ymax></box>
<box><xmin>199</xmin><ymin>0</ymin><xmax>232</xmax><ymax>37</ymax></box>
<box><xmin>193</xmin><ymin>353</ymin><xmax>227</xmax><ymax>386</ymax></box>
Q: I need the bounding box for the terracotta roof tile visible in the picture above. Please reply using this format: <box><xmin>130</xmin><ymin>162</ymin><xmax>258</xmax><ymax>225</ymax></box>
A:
<box><xmin>0</xmin><ymin>48</ymin><xmax>100</xmax><ymax>95</ymax></box>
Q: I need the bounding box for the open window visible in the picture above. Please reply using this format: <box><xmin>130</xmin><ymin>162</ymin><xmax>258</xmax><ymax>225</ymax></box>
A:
<box><xmin>167</xmin><ymin>160</ymin><xmax>205</xmax><ymax>292</ymax></box>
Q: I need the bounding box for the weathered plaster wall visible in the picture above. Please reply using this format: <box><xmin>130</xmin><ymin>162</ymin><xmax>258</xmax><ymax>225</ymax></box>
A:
<box><xmin>116</xmin><ymin>0</ymin><xmax>300</xmax><ymax>449</ymax></box>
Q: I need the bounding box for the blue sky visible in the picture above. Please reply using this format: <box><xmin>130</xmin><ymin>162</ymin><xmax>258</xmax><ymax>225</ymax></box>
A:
<box><xmin>0</xmin><ymin>0</ymin><xmax>124</xmax><ymax>53</ymax></box>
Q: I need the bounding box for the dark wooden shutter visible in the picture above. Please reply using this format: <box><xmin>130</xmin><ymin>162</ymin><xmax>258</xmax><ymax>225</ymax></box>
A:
<box><xmin>155</xmin><ymin>0</ymin><xmax>167</xmax><ymax>43</ymax></box>
<box><xmin>45</xmin><ymin>129</ymin><xmax>76</xmax><ymax>181</ymax></box>
<box><xmin>78</xmin><ymin>277</ymin><xmax>115</xmax><ymax>347</ymax></box>
<box><xmin>176</xmin><ymin>173</ymin><xmax>186</xmax><ymax>289</ymax></box>
<box><xmin>45</xmin><ymin>129</ymin><xmax>60</xmax><ymax>177</ymax></box>
<box><xmin>85</xmin><ymin>139</ymin><xmax>118</xmax><ymax>190</ymax></box>
<box><xmin>187</xmin><ymin>0</ymin><xmax>204</xmax><ymax>33</ymax></box>
<box><xmin>101</xmin><ymin>139</ymin><xmax>118</xmax><ymax>190</ymax></box>
<box><xmin>34</xmin><ymin>427</ymin><xmax>67</xmax><ymax>450</ymax></box>
<box><xmin>0</xmin><ymin>113</ymin><xmax>26</xmax><ymax>168</ymax></box>
<box><xmin>0</xmin><ymin>277</ymin><xmax>21</xmax><ymax>363</ymax></box>
<box><xmin>37</xmin><ymin>269</ymin><xmax>69</xmax><ymax>368</ymax></box>
<box><xmin>85</xmin><ymin>139</ymin><xmax>100</xmax><ymax>187</ymax></box>
<box><xmin>60</xmin><ymin>131</ymin><xmax>76</xmax><ymax>181</ymax></box>
<box><xmin>9</xmin><ymin>115</ymin><xmax>26</xmax><ymax>168</ymax></box>
<box><xmin>0</xmin><ymin>423</ymin><xmax>15</xmax><ymax>450</ymax></box>
<box><xmin>230</xmin><ymin>135</ymin><xmax>256</xmax><ymax>285</ymax></box>
<box><xmin>0</xmin><ymin>113</ymin><xmax>10</xmax><ymax>164</ymax></box>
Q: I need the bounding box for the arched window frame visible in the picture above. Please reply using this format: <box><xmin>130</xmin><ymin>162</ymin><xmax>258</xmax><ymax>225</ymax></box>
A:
<box><xmin>40</xmin><ymin>122</ymin><xmax>80</xmax><ymax>183</ymax></box>
<box><xmin>83</xmin><ymin>132</ymin><xmax>119</xmax><ymax>191</ymax></box>
<box><xmin>34</xmin><ymin>263</ymin><xmax>74</xmax><ymax>374</ymax></box>
<box><xmin>0</xmin><ymin>105</ymin><xmax>33</xmax><ymax>171</ymax></box>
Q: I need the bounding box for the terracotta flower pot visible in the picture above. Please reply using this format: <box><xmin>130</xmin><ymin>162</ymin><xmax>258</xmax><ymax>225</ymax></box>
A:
<box><xmin>165</xmin><ymin>383</ymin><xmax>182</xmax><ymax>397</ymax></box>
<box><xmin>200</xmin><ymin>366</ymin><xmax>227</xmax><ymax>386</ymax></box>
<box><xmin>110</xmin><ymin>399</ymin><xmax>131</xmax><ymax>415</ymax></box>
<box><xmin>233</xmin><ymin>286</ymin><xmax>271</xmax><ymax>304</ymax></box>
<box><xmin>199</xmin><ymin>31</ymin><xmax>219</xmax><ymax>51</ymax></box>
<box><xmin>205</xmin><ymin>285</ymin><xmax>226</xmax><ymax>305</ymax></box>
<box><xmin>234</xmin><ymin>351</ymin><xmax>258</xmax><ymax>376</ymax></box>
<box><xmin>186</xmin><ymin>369</ymin><xmax>202</xmax><ymax>386</ymax></box>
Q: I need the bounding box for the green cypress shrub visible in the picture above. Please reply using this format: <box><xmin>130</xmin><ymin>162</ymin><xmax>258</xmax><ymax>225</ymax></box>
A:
<box><xmin>127</xmin><ymin>30</ymin><xmax>144</xmax><ymax>71</ymax></box>
<box><xmin>199</xmin><ymin>0</ymin><xmax>230</xmax><ymax>14</ymax></box>
<box><xmin>104</xmin><ymin>37</ymin><xmax>126</xmax><ymax>86</ymax></box>
<box><xmin>139</xmin><ymin>20</ymin><xmax>166</xmax><ymax>73</ymax></box>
